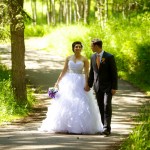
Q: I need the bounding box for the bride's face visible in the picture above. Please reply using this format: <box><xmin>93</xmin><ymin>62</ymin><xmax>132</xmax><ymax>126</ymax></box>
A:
<box><xmin>74</xmin><ymin>44</ymin><xmax>82</xmax><ymax>53</ymax></box>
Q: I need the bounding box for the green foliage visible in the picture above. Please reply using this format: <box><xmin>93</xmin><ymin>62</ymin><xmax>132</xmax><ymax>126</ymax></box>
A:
<box><xmin>0</xmin><ymin>27</ymin><xmax>10</xmax><ymax>42</ymax></box>
<box><xmin>25</xmin><ymin>25</ymin><xmax>48</xmax><ymax>37</ymax></box>
<box><xmin>111</xmin><ymin>13</ymin><xmax>150</xmax><ymax>95</ymax></box>
<box><xmin>126</xmin><ymin>43</ymin><xmax>150</xmax><ymax>95</ymax></box>
<box><xmin>0</xmin><ymin>64</ymin><xmax>10</xmax><ymax>81</ymax></box>
<box><xmin>0</xmin><ymin>64</ymin><xmax>36</xmax><ymax>124</ymax></box>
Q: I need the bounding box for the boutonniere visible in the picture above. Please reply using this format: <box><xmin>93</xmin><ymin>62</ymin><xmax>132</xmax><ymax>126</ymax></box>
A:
<box><xmin>101</xmin><ymin>58</ymin><xmax>105</xmax><ymax>63</ymax></box>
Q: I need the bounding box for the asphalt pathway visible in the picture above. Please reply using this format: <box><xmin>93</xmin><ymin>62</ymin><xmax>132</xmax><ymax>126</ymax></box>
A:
<box><xmin>0</xmin><ymin>40</ymin><xmax>148</xmax><ymax>150</ymax></box>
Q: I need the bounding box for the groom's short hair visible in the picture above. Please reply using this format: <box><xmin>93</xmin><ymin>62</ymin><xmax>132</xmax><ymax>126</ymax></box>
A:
<box><xmin>92</xmin><ymin>39</ymin><xmax>102</xmax><ymax>48</ymax></box>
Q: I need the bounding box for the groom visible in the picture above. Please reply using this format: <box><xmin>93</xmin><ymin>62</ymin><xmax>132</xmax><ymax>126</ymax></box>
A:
<box><xmin>85</xmin><ymin>38</ymin><xmax>118</xmax><ymax>135</ymax></box>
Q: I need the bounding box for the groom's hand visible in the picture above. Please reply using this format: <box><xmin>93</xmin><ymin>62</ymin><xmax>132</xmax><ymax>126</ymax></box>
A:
<box><xmin>111</xmin><ymin>89</ymin><xmax>116</xmax><ymax>95</ymax></box>
<box><xmin>84</xmin><ymin>85</ymin><xmax>90</xmax><ymax>91</ymax></box>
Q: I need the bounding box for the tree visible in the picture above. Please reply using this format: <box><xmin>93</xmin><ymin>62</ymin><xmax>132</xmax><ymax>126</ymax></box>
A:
<box><xmin>58</xmin><ymin>0</ymin><xmax>63</xmax><ymax>23</ymax></box>
<box><xmin>51</xmin><ymin>0</ymin><xmax>56</xmax><ymax>25</ymax></box>
<box><xmin>74</xmin><ymin>0</ymin><xmax>81</xmax><ymax>23</ymax></box>
<box><xmin>46</xmin><ymin>0</ymin><xmax>50</xmax><ymax>25</ymax></box>
<box><xmin>84</xmin><ymin>0</ymin><xmax>91</xmax><ymax>24</ymax></box>
<box><xmin>8</xmin><ymin>0</ymin><xmax>27</xmax><ymax>104</ymax></box>
<box><xmin>31</xmin><ymin>0</ymin><xmax>37</xmax><ymax>25</ymax></box>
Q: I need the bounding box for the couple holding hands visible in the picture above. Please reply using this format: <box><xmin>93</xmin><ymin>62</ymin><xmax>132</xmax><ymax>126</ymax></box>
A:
<box><xmin>39</xmin><ymin>38</ymin><xmax>118</xmax><ymax>136</ymax></box>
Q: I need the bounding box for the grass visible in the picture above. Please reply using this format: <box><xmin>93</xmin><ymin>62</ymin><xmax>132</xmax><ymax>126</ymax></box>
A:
<box><xmin>119</xmin><ymin>101</ymin><xmax>150</xmax><ymax>150</ymax></box>
<box><xmin>0</xmin><ymin>64</ymin><xmax>36</xmax><ymax>124</ymax></box>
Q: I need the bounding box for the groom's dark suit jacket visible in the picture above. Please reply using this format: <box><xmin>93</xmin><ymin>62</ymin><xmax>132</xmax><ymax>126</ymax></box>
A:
<box><xmin>88</xmin><ymin>51</ymin><xmax>118</xmax><ymax>93</ymax></box>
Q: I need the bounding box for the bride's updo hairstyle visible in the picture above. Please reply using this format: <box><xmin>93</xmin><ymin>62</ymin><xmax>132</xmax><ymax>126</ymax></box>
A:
<box><xmin>72</xmin><ymin>41</ymin><xmax>83</xmax><ymax>52</ymax></box>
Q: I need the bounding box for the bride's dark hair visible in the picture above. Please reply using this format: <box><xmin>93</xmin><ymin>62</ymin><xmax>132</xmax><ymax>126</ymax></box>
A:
<box><xmin>72</xmin><ymin>41</ymin><xmax>83</xmax><ymax>52</ymax></box>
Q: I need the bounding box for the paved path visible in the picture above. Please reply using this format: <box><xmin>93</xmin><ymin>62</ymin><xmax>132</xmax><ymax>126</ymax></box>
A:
<box><xmin>0</xmin><ymin>41</ymin><xmax>148</xmax><ymax>150</ymax></box>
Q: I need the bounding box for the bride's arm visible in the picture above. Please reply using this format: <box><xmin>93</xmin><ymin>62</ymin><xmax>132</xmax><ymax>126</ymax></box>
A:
<box><xmin>54</xmin><ymin>57</ymin><xmax>69</xmax><ymax>88</ymax></box>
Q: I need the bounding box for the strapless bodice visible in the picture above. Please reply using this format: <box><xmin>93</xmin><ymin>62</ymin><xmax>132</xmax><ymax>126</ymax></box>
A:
<box><xmin>68</xmin><ymin>60</ymin><xmax>84</xmax><ymax>74</ymax></box>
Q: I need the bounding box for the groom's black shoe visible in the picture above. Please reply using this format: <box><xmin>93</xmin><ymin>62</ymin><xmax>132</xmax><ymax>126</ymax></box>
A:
<box><xmin>102</xmin><ymin>130</ymin><xmax>111</xmax><ymax>136</ymax></box>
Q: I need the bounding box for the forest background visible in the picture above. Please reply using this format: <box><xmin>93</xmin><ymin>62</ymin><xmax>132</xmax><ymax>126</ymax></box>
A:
<box><xmin>0</xmin><ymin>0</ymin><xmax>150</xmax><ymax>150</ymax></box>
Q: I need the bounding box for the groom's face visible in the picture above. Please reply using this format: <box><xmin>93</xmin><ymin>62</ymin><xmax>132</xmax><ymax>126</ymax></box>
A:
<box><xmin>91</xmin><ymin>43</ymin><xmax>96</xmax><ymax>52</ymax></box>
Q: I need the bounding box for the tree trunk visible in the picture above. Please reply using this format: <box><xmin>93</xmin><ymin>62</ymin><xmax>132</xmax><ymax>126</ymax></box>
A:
<box><xmin>74</xmin><ymin>0</ymin><xmax>81</xmax><ymax>23</ymax></box>
<box><xmin>96</xmin><ymin>0</ymin><xmax>104</xmax><ymax>26</ymax></box>
<box><xmin>9</xmin><ymin>0</ymin><xmax>27</xmax><ymax>104</ymax></box>
<box><xmin>68</xmin><ymin>0</ymin><xmax>72</xmax><ymax>24</ymax></box>
<box><xmin>96</xmin><ymin>0</ymin><xmax>100</xmax><ymax>21</ymax></box>
<box><xmin>46</xmin><ymin>0</ymin><xmax>50</xmax><ymax>25</ymax></box>
<box><xmin>84</xmin><ymin>0</ymin><xmax>91</xmax><ymax>24</ymax></box>
<box><xmin>51</xmin><ymin>0</ymin><xmax>55</xmax><ymax>25</ymax></box>
<box><xmin>65</xmin><ymin>0</ymin><xmax>69</xmax><ymax>25</ymax></box>
<box><xmin>59</xmin><ymin>0</ymin><xmax>63</xmax><ymax>23</ymax></box>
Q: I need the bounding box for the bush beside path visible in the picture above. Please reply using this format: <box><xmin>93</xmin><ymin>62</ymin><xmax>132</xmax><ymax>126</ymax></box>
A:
<box><xmin>0</xmin><ymin>40</ymin><xmax>148</xmax><ymax>150</ymax></box>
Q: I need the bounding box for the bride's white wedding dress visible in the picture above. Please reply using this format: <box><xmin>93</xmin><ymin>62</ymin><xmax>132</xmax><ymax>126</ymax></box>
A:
<box><xmin>38</xmin><ymin>60</ymin><xmax>103</xmax><ymax>134</ymax></box>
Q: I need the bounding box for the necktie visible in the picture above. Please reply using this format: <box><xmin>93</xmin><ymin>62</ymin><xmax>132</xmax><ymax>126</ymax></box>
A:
<box><xmin>96</xmin><ymin>55</ymin><xmax>100</xmax><ymax>68</ymax></box>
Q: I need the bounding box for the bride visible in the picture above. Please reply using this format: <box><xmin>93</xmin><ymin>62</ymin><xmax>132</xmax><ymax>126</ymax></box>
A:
<box><xmin>38</xmin><ymin>41</ymin><xmax>103</xmax><ymax>134</ymax></box>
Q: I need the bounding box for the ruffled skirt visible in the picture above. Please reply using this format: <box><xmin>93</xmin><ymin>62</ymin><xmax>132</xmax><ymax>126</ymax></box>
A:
<box><xmin>38</xmin><ymin>72</ymin><xmax>103</xmax><ymax>134</ymax></box>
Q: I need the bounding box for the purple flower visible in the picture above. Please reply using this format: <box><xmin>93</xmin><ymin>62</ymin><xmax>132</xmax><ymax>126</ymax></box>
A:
<box><xmin>48</xmin><ymin>87</ymin><xmax>58</xmax><ymax>98</ymax></box>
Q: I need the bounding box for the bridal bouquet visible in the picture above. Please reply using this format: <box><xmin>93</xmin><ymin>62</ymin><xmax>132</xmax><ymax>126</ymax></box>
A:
<box><xmin>48</xmin><ymin>87</ymin><xmax>58</xmax><ymax>98</ymax></box>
